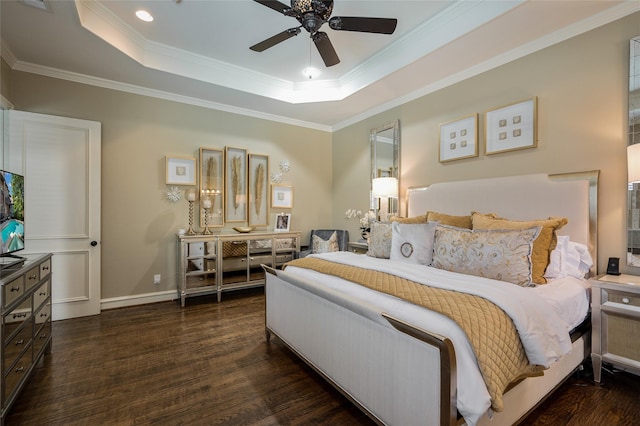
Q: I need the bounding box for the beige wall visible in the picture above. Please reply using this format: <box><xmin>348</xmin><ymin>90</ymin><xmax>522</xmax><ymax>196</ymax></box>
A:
<box><xmin>8</xmin><ymin>74</ymin><xmax>332</xmax><ymax>299</ymax></box>
<box><xmin>333</xmin><ymin>12</ymin><xmax>640</xmax><ymax>276</ymax></box>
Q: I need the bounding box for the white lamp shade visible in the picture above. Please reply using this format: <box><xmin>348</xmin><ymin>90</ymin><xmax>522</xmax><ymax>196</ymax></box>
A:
<box><xmin>629</xmin><ymin>144</ymin><xmax>640</xmax><ymax>183</ymax></box>
<box><xmin>372</xmin><ymin>177</ymin><xmax>398</xmax><ymax>198</ymax></box>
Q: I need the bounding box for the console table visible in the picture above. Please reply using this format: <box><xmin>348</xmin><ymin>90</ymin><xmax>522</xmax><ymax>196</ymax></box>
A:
<box><xmin>177</xmin><ymin>231</ymin><xmax>300</xmax><ymax>306</ymax></box>
<box><xmin>1</xmin><ymin>253</ymin><xmax>52</xmax><ymax>424</ymax></box>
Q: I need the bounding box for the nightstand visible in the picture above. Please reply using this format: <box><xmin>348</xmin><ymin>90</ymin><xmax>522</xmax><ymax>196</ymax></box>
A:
<box><xmin>348</xmin><ymin>241</ymin><xmax>368</xmax><ymax>254</ymax></box>
<box><xmin>590</xmin><ymin>274</ymin><xmax>640</xmax><ymax>383</ymax></box>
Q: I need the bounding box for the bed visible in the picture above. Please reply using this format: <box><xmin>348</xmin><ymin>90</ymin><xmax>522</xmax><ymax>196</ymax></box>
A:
<box><xmin>263</xmin><ymin>171</ymin><xmax>599</xmax><ymax>426</ymax></box>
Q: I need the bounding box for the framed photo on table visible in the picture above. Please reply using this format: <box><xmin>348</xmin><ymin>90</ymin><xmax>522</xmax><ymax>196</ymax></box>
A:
<box><xmin>225</xmin><ymin>147</ymin><xmax>247</xmax><ymax>223</ymax></box>
<box><xmin>166</xmin><ymin>156</ymin><xmax>197</xmax><ymax>185</ymax></box>
<box><xmin>485</xmin><ymin>97</ymin><xmax>537</xmax><ymax>155</ymax></box>
<box><xmin>438</xmin><ymin>114</ymin><xmax>478</xmax><ymax>163</ymax></box>
<box><xmin>271</xmin><ymin>184</ymin><xmax>293</xmax><ymax>209</ymax></box>
<box><xmin>199</xmin><ymin>148</ymin><xmax>224</xmax><ymax>228</ymax></box>
<box><xmin>248</xmin><ymin>154</ymin><xmax>269</xmax><ymax>227</ymax></box>
<box><xmin>275</xmin><ymin>213</ymin><xmax>291</xmax><ymax>232</ymax></box>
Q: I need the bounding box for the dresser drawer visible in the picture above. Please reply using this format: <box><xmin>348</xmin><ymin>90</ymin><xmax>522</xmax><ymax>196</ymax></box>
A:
<box><xmin>24</xmin><ymin>266</ymin><xmax>40</xmax><ymax>290</ymax></box>
<box><xmin>3</xmin><ymin>297</ymin><xmax>32</xmax><ymax>339</ymax></box>
<box><xmin>39</xmin><ymin>259</ymin><xmax>51</xmax><ymax>279</ymax></box>
<box><xmin>3</xmin><ymin>322</ymin><xmax>31</xmax><ymax>373</ymax></box>
<box><xmin>33</xmin><ymin>320</ymin><xmax>51</xmax><ymax>357</ymax></box>
<box><xmin>3</xmin><ymin>346</ymin><xmax>32</xmax><ymax>403</ymax></box>
<box><xmin>34</xmin><ymin>301</ymin><xmax>51</xmax><ymax>326</ymax></box>
<box><xmin>33</xmin><ymin>281</ymin><xmax>50</xmax><ymax>310</ymax></box>
<box><xmin>2</xmin><ymin>277</ymin><xmax>24</xmax><ymax>308</ymax></box>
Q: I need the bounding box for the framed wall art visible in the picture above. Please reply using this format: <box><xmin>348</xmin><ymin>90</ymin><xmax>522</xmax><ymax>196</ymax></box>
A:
<box><xmin>438</xmin><ymin>114</ymin><xmax>478</xmax><ymax>163</ymax></box>
<box><xmin>248</xmin><ymin>154</ymin><xmax>269</xmax><ymax>227</ymax></box>
<box><xmin>166</xmin><ymin>156</ymin><xmax>197</xmax><ymax>185</ymax></box>
<box><xmin>275</xmin><ymin>212</ymin><xmax>291</xmax><ymax>232</ymax></box>
<box><xmin>485</xmin><ymin>97</ymin><xmax>538</xmax><ymax>155</ymax></box>
<box><xmin>271</xmin><ymin>184</ymin><xmax>293</xmax><ymax>209</ymax></box>
<box><xmin>199</xmin><ymin>147</ymin><xmax>224</xmax><ymax>228</ymax></box>
<box><xmin>225</xmin><ymin>146</ymin><xmax>247</xmax><ymax>223</ymax></box>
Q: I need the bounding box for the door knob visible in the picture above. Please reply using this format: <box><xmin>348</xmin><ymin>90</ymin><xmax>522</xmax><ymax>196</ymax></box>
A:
<box><xmin>90</xmin><ymin>241</ymin><xmax>98</xmax><ymax>247</ymax></box>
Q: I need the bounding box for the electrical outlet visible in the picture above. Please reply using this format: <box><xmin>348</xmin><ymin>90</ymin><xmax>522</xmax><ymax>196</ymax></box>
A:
<box><xmin>153</xmin><ymin>274</ymin><xmax>161</xmax><ymax>285</ymax></box>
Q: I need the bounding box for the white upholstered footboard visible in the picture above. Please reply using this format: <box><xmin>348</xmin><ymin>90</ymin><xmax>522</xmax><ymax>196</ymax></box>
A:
<box><xmin>264</xmin><ymin>266</ymin><xmax>456</xmax><ymax>426</ymax></box>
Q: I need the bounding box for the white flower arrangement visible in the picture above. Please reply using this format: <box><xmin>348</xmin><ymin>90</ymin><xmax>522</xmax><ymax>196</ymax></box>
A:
<box><xmin>345</xmin><ymin>209</ymin><xmax>376</xmax><ymax>231</ymax></box>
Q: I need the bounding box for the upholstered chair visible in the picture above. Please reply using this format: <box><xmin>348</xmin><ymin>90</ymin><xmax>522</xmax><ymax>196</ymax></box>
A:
<box><xmin>298</xmin><ymin>229</ymin><xmax>350</xmax><ymax>258</ymax></box>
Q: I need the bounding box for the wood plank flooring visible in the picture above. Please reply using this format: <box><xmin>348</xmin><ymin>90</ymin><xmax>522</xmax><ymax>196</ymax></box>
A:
<box><xmin>6</xmin><ymin>289</ymin><xmax>640</xmax><ymax>425</ymax></box>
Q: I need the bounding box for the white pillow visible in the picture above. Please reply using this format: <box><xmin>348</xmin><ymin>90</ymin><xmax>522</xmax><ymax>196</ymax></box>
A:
<box><xmin>545</xmin><ymin>235</ymin><xmax>593</xmax><ymax>280</ymax></box>
<box><xmin>390</xmin><ymin>221</ymin><xmax>437</xmax><ymax>265</ymax></box>
<box><xmin>312</xmin><ymin>231</ymin><xmax>339</xmax><ymax>254</ymax></box>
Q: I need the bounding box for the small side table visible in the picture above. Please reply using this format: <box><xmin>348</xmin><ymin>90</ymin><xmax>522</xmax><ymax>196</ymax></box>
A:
<box><xmin>590</xmin><ymin>274</ymin><xmax>640</xmax><ymax>383</ymax></box>
<box><xmin>348</xmin><ymin>241</ymin><xmax>368</xmax><ymax>254</ymax></box>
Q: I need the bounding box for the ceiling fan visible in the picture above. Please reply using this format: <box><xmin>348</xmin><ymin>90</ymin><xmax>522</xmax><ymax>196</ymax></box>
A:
<box><xmin>250</xmin><ymin>0</ymin><xmax>397</xmax><ymax>67</ymax></box>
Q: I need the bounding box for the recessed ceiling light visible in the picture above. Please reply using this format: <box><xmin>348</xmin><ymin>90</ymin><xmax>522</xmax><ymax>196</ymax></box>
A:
<box><xmin>135</xmin><ymin>10</ymin><xmax>154</xmax><ymax>22</ymax></box>
<box><xmin>303</xmin><ymin>67</ymin><xmax>320</xmax><ymax>79</ymax></box>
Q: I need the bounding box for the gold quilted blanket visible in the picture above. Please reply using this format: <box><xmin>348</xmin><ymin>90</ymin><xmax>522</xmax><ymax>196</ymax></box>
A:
<box><xmin>284</xmin><ymin>257</ymin><xmax>543</xmax><ymax>411</ymax></box>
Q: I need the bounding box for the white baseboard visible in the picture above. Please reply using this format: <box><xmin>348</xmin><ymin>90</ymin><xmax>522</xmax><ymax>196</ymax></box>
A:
<box><xmin>101</xmin><ymin>290</ymin><xmax>177</xmax><ymax>310</ymax></box>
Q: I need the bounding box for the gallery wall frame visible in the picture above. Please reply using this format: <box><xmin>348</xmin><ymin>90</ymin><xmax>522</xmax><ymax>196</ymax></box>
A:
<box><xmin>166</xmin><ymin>156</ymin><xmax>197</xmax><ymax>185</ymax></box>
<box><xmin>485</xmin><ymin>97</ymin><xmax>538</xmax><ymax>155</ymax></box>
<box><xmin>275</xmin><ymin>212</ymin><xmax>291</xmax><ymax>232</ymax></box>
<box><xmin>248</xmin><ymin>154</ymin><xmax>269</xmax><ymax>227</ymax></box>
<box><xmin>438</xmin><ymin>114</ymin><xmax>479</xmax><ymax>163</ymax></box>
<box><xmin>199</xmin><ymin>147</ymin><xmax>224</xmax><ymax>228</ymax></box>
<box><xmin>225</xmin><ymin>146</ymin><xmax>247</xmax><ymax>223</ymax></box>
<box><xmin>271</xmin><ymin>184</ymin><xmax>293</xmax><ymax>209</ymax></box>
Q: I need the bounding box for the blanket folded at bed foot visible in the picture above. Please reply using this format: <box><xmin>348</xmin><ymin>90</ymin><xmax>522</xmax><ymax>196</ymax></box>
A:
<box><xmin>284</xmin><ymin>257</ymin><xmax>544</xmax><ymax>411</ymax></box>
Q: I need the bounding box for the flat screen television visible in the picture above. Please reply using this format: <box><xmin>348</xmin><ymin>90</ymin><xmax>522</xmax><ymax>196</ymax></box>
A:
<box><xmin>0</xmin><ymin>170</ymin><xmax>25</xmax><ymax>268</ymax></box>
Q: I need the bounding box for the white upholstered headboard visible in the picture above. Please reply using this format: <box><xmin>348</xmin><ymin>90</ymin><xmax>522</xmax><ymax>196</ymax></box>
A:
<box><xmin>406</xmin><ymin>171</ymin><xmax>599</xmax><ymax>276</ymax></box>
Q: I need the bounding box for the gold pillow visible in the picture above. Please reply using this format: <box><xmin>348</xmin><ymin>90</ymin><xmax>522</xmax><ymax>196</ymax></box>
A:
<box><xmin>390</xmin><ymin>214</ymin><xmax>428</xmax><ymax>224</ymax></box>
<box><xmin>471</xmin><ymin>212</ymin><xmax>568</xmax><ymax>284</ymax></box>
<box><xmin>426</xmin><ymin>211</ymin><xmax>472</xmax><ymax>229</ymax></box>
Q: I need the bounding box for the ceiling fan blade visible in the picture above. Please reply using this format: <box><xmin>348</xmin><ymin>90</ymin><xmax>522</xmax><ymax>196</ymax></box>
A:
<box><xmin>250</xmin><ymin>28</ymin><xmax>301</xmax><ymax>52</ymax></box>
<box><xmin>313</xmin><ymin>31</ymin><xmax>340</xmax><ymax>67</ymax></box>
<box><xmin>328</xmin><ymin>17</ymin><xmax>398</xmax><ymax>34</ymax></box>
<box><xmin>253</xmin><ymin>0</ymin><xmax>291</xmax><ymax>15</ymax></box>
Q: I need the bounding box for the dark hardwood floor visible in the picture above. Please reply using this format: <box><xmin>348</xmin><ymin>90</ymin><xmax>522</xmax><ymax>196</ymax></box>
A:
<box><xmin>6</xmin><ymin>289</ymin><xmax>640</xmax><ymax>425</ymax></box>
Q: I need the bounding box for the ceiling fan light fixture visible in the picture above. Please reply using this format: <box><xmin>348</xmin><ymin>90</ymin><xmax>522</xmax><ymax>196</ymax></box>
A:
<box><xmin>302</xmin><ymin>67</ymin><xmax>319</xmax><ymax>79</ymax></box>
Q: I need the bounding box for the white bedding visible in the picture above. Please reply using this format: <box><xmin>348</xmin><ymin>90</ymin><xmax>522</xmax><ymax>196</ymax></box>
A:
<box><xmin>285</xmin><ymin>251</ymin><xmax>590</xmax><ymax>425</ymax></box>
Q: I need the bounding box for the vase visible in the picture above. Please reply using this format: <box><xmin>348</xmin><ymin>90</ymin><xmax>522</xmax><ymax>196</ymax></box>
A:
<box><xmin>360</xmin><ymin>228</ymin><xmax>370</xmax><ymax>242</ymax></box>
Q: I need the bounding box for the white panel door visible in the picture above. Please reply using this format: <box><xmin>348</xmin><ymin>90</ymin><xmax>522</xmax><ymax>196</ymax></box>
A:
<box><xmin>7</xmin><ymin>110</ymin><xmax>101</xmax><ymax>320</ymax></box>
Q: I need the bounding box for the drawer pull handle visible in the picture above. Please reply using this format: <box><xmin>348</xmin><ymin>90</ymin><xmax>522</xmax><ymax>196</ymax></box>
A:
<box><xmin>10</xmin><ymin>286</ymin><xmax>20</xmax><ymax>293</ymax></box>
<box><xmin>15</xmin><ymin>366</ymin><xmax>24</xmax><ymax>373</ymax></box>
<box><xmin>29</xmin><ymin>274</ymin><xmax>37</xmax><ymax>280</ymax></box>
<box><xmin>622</xmin><ymin>297</ymin><xmax>630</xmax><ymax>304</ymax></box>
<box><xmin>13</xmin><ymin>313</ymin><xmax>27</xmax><ymax>319</ymax></box>
<box><xmin>42</xmin><ymin>266</ymin><xmax>49</xmax><ymax>271</ymax></box>
<box><xmin>40</xmin><ymin>313</ymin><xmax>48</xmax><ymax>318</ymax></box>
<box><xmin>39</xmin><ymin>292</ymin><xmax>47</xmax><ymax>296</ymax></box>
<box><xmin>15</xmin><ymin>339</ymin><xmax>24</xmax><ymax>346</ymax></box>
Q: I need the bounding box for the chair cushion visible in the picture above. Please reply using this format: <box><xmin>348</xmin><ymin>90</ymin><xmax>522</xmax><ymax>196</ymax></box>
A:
<box><xmin>312</xmin><ymin>231</ymin><xmax>339</xmax><ymax>254</ymax></box>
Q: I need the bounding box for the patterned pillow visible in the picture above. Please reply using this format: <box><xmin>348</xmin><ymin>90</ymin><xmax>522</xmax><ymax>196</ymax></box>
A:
<box><xmin>390</xmin><ymin>221</ymin><xmax>437</xmax><ymax>265</ymax></box>
<box><xmin>471</xmin><ymin>212</ymin><xmax>568</xmax><ymax>284</ymax></box>
<box><xmin>367</xmin><ymin>221</ymin><xmax>393</xmax><ymax>259</ymax></box>
<box><xmin>432</xmin><ymin>224</ymin><xmax>541</xmax><ymax>286</ymax></box>
<box><xmin>312</xmin><ymin>231</ymin><xmax>339</xmax><ymax>254</ymax></box>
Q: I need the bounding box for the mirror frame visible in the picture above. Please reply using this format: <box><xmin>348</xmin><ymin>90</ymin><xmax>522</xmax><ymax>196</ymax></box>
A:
<box><xmin>628</xmin><ymin>35</ymin><xmax>640</xmax><ymax>266</ymax></box>
<box><xmin>370</xmin><ymin>119</ymin><xmax>400</xmax><ymax>210</ymax></box>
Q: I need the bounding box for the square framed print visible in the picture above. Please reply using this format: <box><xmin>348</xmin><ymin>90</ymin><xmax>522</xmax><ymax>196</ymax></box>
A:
<box><xmin>225</xmin><ymin>146</ymin><xmax>247</xmax><ymax>223</ymax></box>
<box><xmin>199</xmin><ymin>147</ymin><xmax>224</xmax><ymax>228</ymax></box>
<box><xmin>438</xmin><ymin>114</ymin><xmax>478</xmax><ymax>163</ymax></box>
<box><xmin>275</xmin><ymin>213</ymin><xmax>291</xmax><ymax>232</ymax></box>
<box><xmin>248</xmin><ymin>154</ymin><xmax>269</xmax><ymax>227</ymax></box>
<box><xmin>166</xmin><ymin>156</ymin><xmax>197</xmax><ymax>185</ymax></box>
<box><xmin>485</xmin><ymin>97</ymin><xmax>537</xmax><ymax>155</ymax></box>
<box><xmin>271</xmin><ymin>184</ymin><xmax>293</xmax><ymax>209</ymax></box>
